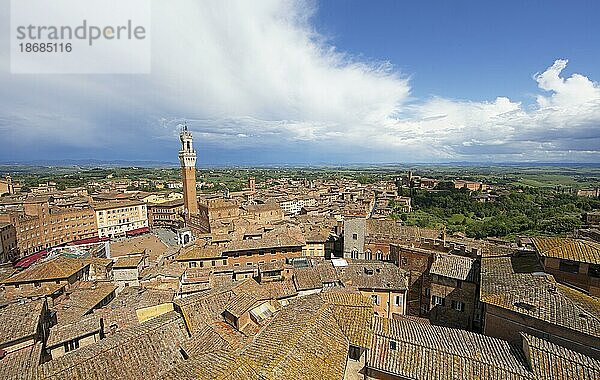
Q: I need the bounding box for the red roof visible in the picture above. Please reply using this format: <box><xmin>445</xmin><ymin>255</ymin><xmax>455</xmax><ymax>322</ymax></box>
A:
<box><xmin>15</xmin><ymin>250</ymin><xmax>47</xmax><ymax>269</ymax></box>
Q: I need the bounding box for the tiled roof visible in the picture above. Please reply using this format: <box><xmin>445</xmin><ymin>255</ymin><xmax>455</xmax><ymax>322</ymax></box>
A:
<box><xmin>54</xmin><ymin>283</ymin><xmax>116</xmax><ymax>324</ymax></box>
<box><xmin>293</xmin><ymin>266</ymin><xmax>322</xmax><ymax>291</ymax></box>
<box><xmin>113</xmin><ymin>255</ymin><xmax>144</xmax><ymax>269</ymax></box>
<box><xmin>523</xmin><ymin>333</ymin><xmax>600</xmax><ymax>380</ymax></box>
<box><xmin>38</xmin><ymin>311</ymin><xmax>189</xmax><ymax>380</ymax></box>
<box><xmin>177</xmin><ymin>244</ymin><xmax>223</xmax><ymax>261</ymax></box>
<box><xmin>369</xmin><ymin>317</ymin><xmax>534</xmax><ymax>380</ymax></box>
<box><xmin>46</xmin><ymin>315</ymin><xmax>102</xmax><ymax>347</ymax></box>
<box><xmin>92</xmin><ymin>199</ymin><xmax>145</xmax><ymax>211</ymax></box>
<box><xmin>533</xmin><ymin>237</ymin><xmax>600</xmax><ymax>264</ymax></box>
<box><xmin>105</xmin><ymin>286</ymin><xmax>174</xmax><ymax>310</ymax></box>
<box><xmin>429</xmin><ymin>253</ymin><xmax>477</xmax><ymax>281</ymax></box>
<box><xmin>1</xmin><ymin>342</ymin><xmax>43</xmax><ymax>380</ymax></box>
<box><xmin>224</xmin><ymin>228</ymin><xmax>304</xmax><ymax>253</ymax></box>
<box><xmin>480</xmin><ymin>256</ymin><xmax>600</xmax><ymax>339</ymax></box>
<box><xmin>336</xmin><ymin>261</ymin><xmax>408</xmax><ymax>290</ymax></box>
<box><xmin>158</xmin><ymin>351</ymin><xmax>262</xmax><ymax>380</ymax></box>
<box><xmin>175</xmin><ymin>287</ymin><xmax>235</xmax><ymax>334</ymax></box>
<box><xmin>3</xmin><ymin>257</ymin><xmax>88</xmax><ymax>284</ymax></box>
<box><xmin>224</xmin><ymin>292</ymin><xmax>261</xmax><ymax>318</ymax></box>
<box><xmin>241</xmin><ymin>295</ymin><xmax>349</xmax><ymax>379</ymax></box>
<box><xmin>321</xmin><ymin>291</ymin><xmax>373</xmax><ymax>348</ymax></box>
<box><xmin>0</xmin><ymin>299</ymin><xmax>45</xmax><ymax>347</ymax></box>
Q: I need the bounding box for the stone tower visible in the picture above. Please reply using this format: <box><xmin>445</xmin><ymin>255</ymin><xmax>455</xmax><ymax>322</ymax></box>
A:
<box><xmin>179</xmin><ymin>123</ymin><xmax>198</xmax><ymax>215</ymax></box>
<box><xmin>248</xmin><ymin>176</ymin><xmax>256</xmax><ymax>193</ymax></box>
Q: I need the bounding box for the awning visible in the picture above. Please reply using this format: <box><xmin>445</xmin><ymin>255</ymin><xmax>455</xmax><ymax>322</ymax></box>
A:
<box><xmin>15</xmin><ymin>250</ymin><xmax>47</xmax><ymax>269</ymax></box>
<box><xmin>69</xmin><ymin>236</ymin><xmax>109</xmax><ymax>245</ymax></box>
<box><xmin>126</xmin><ymin>227</ymin><xmax>150</xmax><ymax>236</ymax></box>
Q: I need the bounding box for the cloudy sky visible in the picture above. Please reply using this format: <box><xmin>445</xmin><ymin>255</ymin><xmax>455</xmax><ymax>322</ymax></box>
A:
<box><xmin>1</xmin><ymin>0</ymin><xmax>599</xmax><ymax>164</ymax></box>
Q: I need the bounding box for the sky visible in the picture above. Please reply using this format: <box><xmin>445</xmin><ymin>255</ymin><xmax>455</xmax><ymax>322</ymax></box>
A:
<box><xmin>1</xmin><ymin>0</ymin><xmax>599</xmax><ymax>165</ymax></box>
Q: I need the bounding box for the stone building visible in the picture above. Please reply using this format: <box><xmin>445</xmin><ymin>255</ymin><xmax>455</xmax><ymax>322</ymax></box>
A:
<box><xmin>147</xmin><ymin>198</ymin><xmax>184</xmax><ymax>228</ymax></box>
<box><xmin>0</xmin><ymin>197</ymin><xmax>97</xmax><ymax>257</ymax></box>
<box><xmin>532</xmin><ymin>237</ymin><xmax>600</xmax><ymax>296</ymax></box>
<box><xmin>112</xmin><ymin>254</ymin><xmax>148</xmax><ymax>288</ymax></box>
<box><xmin>423</xmin><ymin>253</ymin><xmax>481</xmax><ymax>330</ymax></box>
<box><xmin>480</xmin><ymin>254</ymin><xmax>600</xmax><ymax>359</ymax></box>
<box><xmin>335</xmin><ymin>261</ymin><xmax>409</xmax><ymax>318</ymax></box>
<box><xmin>0</xmin><ymin>221</ymin><xmax>17</xmax><ymax>263</ymax></box>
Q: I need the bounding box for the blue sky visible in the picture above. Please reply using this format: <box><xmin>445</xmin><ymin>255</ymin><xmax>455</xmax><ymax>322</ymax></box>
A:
<box><xmin>314</xmin><ymin>0</ymin><xmax>600</xmax><ymax>103</ymax></box>
<box><xmin>0</xmin><ymin>0</ymin><xmax>599</xmax><ymax>164</ymax></box>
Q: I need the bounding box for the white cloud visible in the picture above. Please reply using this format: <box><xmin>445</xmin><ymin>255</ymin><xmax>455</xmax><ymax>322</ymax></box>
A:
<box><xmin>0</xmin><ymin>1</ymin><xmax>598</xmax><ymax>163</ymax></box>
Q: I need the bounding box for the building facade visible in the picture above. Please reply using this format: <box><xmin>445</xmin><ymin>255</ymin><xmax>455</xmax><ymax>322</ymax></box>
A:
<box><xmin>93</xmin><ymin>200</ymin><xmax>148</xmax><ymax>238</ymax></box>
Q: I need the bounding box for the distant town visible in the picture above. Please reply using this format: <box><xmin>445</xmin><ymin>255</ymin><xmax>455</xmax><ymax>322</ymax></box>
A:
<box><xmin>0</xmin><ymin>127</ymin><xmax>599</xmax><ymax>379</ymax></box>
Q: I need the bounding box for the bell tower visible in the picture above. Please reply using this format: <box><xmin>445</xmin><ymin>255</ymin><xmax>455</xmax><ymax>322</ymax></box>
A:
<box><xmin>179</xmin><ymin>123</ymin><xmax>198</xmax><ymax>215</ymax></box>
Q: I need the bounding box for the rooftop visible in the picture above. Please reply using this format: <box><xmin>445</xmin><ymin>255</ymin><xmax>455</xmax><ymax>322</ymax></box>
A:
<box><xmin>532</xmin><ymin>237</ymin><xmax>600</xmax><ymax>265</ymax></box>
<box><xmin>429</xmin><ymin>253</ymin><xmax>478</xmax><ymax>281</ymax></box>
<box><xmin>369</xmin><ymin>317</ymin><xmax>533</xmax><ymax>380</ymax></box>
<box><xmin>480</xmin><ymin>256</ymin><xmax>600</xmax><ymax>339</ymax></box>
<box><xmin>2</xmin><ymin>257</ymin><xmax>88</xmax><ymax>284</ymax></box>
<box><xmin>0</xmin><ymin>299</ymin><xmax>45</xmax><ymax>347</ymax></box>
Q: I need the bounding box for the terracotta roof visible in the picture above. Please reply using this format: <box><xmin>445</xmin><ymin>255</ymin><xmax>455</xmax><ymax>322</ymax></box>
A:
<box><xmin>0</xmin><ymin>299</ymin><xmax>45</xmax><ymax>347</ymax></box>
<box><xmin>224</xmin><ymin>229</ymin><xmax>304</xmax><ymax>253</ymax></box>
<box><xmin>158</xmin><ymin>351</ymin><xmax>262</xmax><ymax>380</ymax></box>
<box><xmin>3</xmin><ymin>257</ymin><xmax>89</xmax><ymax>284</ymax></box>
<box><xmin>429</xmin><ymin>253</ymin><xmax>477</xmax><ymax>281</ymax></box>
<box><xmin>241</xmin><ymin>295</ymin><xmax>349</xmax><ymax>379</ymax></box>
<box><xmin>321</xmin><ymin>291</ymin><xmax>373</xmax><ymax>348</ymax></box>
<box><xmin>293</xmin><ymin>266</ymin><xmax>323</xmax><ymax>291</ymax></box>
<box><xmin>113</xmin><ymin>255</ymin><xmax>144</xmax><ymax>269</ymax></box>
<box><xmin>533</xmin><ymin>237</ymin><xmax>600</xmax><ymax>264</ymax></box>
<box><xmin>92</xmin><ymin>199</ymin><xmax>145</xmax><ymax>211</ymax></box>
<box><xmin>176</xmin><ymin>244</ymin><xmax>223</xmax><ymax>261</ymax></box>
<box><xmin>105</xmin><ymin>287</ymin><xmax>173</xmax><ymax>310</ymax></box>
<box><xmin>224</xmin><ymin>292</ymin><xmax>261</xmax><ymax>318</ymax></box>
<box><xmin>523</xmin><ymin>333</ymin><xmax>600</xmax><ymax>379</ymax></box>
<box><xmin>336</xmin><ymin>261</ymin><xmax>408</xmax><ymax>290</ymax></box>
<box><xmin>38</xmin><ymin>311</ymin><xmax>188</xmax><ymax>380</ymax></box>
<box><xmin>480</xmin><ymin>256</ymin><xmax>600</xmax><ymax>339</ymax></box>
<box><xmin>369</xmin><ymin>317</ymin><xmax>534</xmax><ymax>380</ymax></box>
<box><xmin>1</xmin><ymin>342</ymin><xmax>43</xmax><ymax>380</ymax></box>
<box><xmin>54</xmin><ymin>283</ymin><xmax>116</xmax><ymax>324</ymax></box>
<box><xmin>46</xmin><ymin>315</ymin><xmax>102</xmax><ymax>348</ymax></box>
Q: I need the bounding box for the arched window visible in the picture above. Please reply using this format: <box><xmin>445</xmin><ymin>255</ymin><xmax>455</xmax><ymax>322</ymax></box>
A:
<box><xmin>375</xmin><ymin>250</ymin><xmax>383</xmax><ymax>261</ymax></box>
<box><xmin>351</xmin><ymin>248</ymin><xmax>359</xmax><ymax>259</ymax></box>
<box><xmin>365</xmin><ymin>249</ymin><xmax>372</xmax><ymax>260</ymax></box>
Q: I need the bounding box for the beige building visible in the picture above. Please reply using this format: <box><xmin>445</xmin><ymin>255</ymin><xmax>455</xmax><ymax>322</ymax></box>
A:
<box><xmin>0</xmin><ymin>175</ymin><xmax>15</xmax><ymax>195</ymax></box>
<box><xmin>112</xmin><ymin>254</ymin><xmax>147</xmax><ymax>287</ymax></box>
<box><xmin>93</xmin><ymin>200</ymin><xmax>148</xmax><ymax>238</ymax></box>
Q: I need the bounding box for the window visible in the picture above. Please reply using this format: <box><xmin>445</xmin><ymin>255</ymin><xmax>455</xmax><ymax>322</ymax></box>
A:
<box><xmin>588</xmin><ymin>264</ymin><xmax>600</xmax><ymax>278</ymax></box>
<box><xmin>371</xmin><ymin>294</ymin><xmax>380</xmax><ymax>306</ymax></box>
<box><xmin>389</xmin><ymin>341</ymin><xmax>397</xmax><ymax>350</ymax></box>
<box><xmin>352</xmin><ymin>233</ymin><xmax>358</xmax><ymax>240</ymax></box>
<box><xmin>432</xmin><ymin>295</ymin><xmax>444</xmax><ymax>306</ymax></box>
<box><xmin>424</xmin><ymin>288</ymin><xmax>430</xmax><ymax>297</ymax></box>
<box><xmin>351</xmin><ymin>249</ymin><xmax>359</xmax><ymax>259</ymax></box>
<box><xmin>451</xmin><ymin>300</ymin><xmax>465</xmax><ymax>312</ymax></box>
<box><xmin>456</xmin><ymin>280</ymin><xmax>462</xmax><ymax>289</ymax></box>
<box><xmin>559</xmin><ymin>260</ymin><xmax>580</xmax><ymax>274</ymax></box>
<box><xmin>393</xmin><ymin>295</ymin><xmax>403</xmax><ymax>307</ymax></box>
